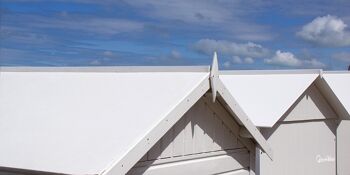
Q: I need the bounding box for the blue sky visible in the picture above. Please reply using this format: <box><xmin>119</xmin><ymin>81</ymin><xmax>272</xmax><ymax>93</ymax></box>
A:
<box><xmin>1</xmin><ymin>0</ymin><xmax>350</xmax><ymax>70</ymax></box>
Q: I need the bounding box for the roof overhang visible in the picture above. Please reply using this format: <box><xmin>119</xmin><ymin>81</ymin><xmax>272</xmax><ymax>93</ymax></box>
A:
<box><xmin>0</xmin><ymin>63</ymin><xmax>274</xmax><ymax>174</ymax></box>
<box><xmin>320</xmin><ymin>72</ymin><xmax>350</xmax><ymax>120</ymax></box>
<box><xmin>220</xmin><ymin>69</ymin><xmax>350</xmax><ymax>128</ymax></box>
<box><xmin>220</xmin><ymin>70</ymin><xmax>319</xmax><ymax>127</ymax></box>
<box><xmin>0</xmin><ymin>66</ymin><xmax>211</xmax><ymax>175</ymax></box>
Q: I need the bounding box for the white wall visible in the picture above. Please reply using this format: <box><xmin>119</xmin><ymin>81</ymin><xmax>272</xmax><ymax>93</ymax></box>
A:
<box><xmin>337</xmin><ymin>120</ymin><xmax>350</xmax><ymax>175</ymax></box>
<box><xmin>259</xmin><ymin>83</ymin><xmax>338</xmax><ymax>175</ymax></box>
<box><xmin>128</xmin><ymin>96</ymin><xmax>252</xmax><ymax>175</ymax></box>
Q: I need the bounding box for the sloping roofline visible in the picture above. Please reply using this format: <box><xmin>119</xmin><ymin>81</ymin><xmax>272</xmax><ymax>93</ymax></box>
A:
<box><xmin>221</xmin><ymin>69</ymin><xmax>322</xmax><ymax>75</ymax></box>
<box><xmin>220</xmin><ymin>69</ymin><xmax>350</xmax><ymax>128</ymax></box>
<box><xmin>0</xmin><ymin>66</ymin><xmax>210</xmax><ymax>72</ymax></box>
<box><xmin>315</xmin><ymin>76</ymin><xmax>350</xmax><ymax>120</ymax></box>
<box><xmin>102</xmin><ymin>55</ymin><xmax>273</xmax><ymax>175</ymax></box>
<box><xmin>0</xmin><ymin>63</ymin><xmax>273</xmax><ymax>175</ymax></box>
<box><xmin>0</xmin><ymin>68</ymin><xmax>212</xmax><ymax>175</ymax></box>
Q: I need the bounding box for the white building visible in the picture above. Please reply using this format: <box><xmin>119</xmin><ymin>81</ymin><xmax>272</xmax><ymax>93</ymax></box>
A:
<box><xmin>0</xmin><ymin>56</ymin><xmax>272</xmax><ymax>175</ymax></box>
<box><xmin>0</xmin><ymin>54</ymin><xmax>349</xmax><ymax>175</ymax></box>
<box><xmin>221</xmin><ymin>70</ymin><xmax>350</xmax><ymax>175</ymax></box>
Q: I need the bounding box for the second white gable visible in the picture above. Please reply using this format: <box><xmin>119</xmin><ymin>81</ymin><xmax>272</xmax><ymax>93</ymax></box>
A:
<box><xmin>220</xmin><ymin>73</ymin><xmax>319</xmax><ymax>127</ymax></box>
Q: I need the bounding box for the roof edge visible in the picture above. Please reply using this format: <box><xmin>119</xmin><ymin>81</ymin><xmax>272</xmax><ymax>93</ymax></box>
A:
<box><xmin>215</xmin><ymin>78</ymin><xmax>274</xmax><ymax>160</ymax></box>
<box><xmin>264</xmin><ymin>74</ymin><xmax>320</xmax><ymax>127</ymax></box>
<box><xmin>324</xmin><ymin>71</ymin><xmax>350</xmax><ymax>74</ymax></box>
<box><xmin>0</xmin><ymin>66</ymin><xmax>210</xmax><ymax>73</ymax></box>
<box><xmin>101</xmin><ymin>73</ymin><xmax>211</xmax><ymax>175</ymax></box>
<box><xmin>315</xmin><ymin>76</ymin><xmax>350</xmax><ymax>120</ymax></box>
<box><xmin>220</xmin><ymin>69</ymin><xmax>322</xmax><ymax>75</ymax></box>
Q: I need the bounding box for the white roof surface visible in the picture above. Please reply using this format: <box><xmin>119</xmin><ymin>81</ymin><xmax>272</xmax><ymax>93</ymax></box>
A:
<box><xmin>323</xmin><ymin>72</ymin><xmax>350</xmax><ymax>114</ymax></box>
<box><xmin>0</xmin><ymin>69</ymin><xmax>209</xmax><ymax>174</ymax></box>
<box><xmin>220</xmin><ymin>72</ymin><xmax>319</xmax><ymax>127</ymax></box>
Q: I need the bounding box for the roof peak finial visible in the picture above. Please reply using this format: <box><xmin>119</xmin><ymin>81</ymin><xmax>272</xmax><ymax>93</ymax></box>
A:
<box><xmin>210</xmin><ymin>51</ymin><xmax>219</xmax><ymax>102</ymax></box>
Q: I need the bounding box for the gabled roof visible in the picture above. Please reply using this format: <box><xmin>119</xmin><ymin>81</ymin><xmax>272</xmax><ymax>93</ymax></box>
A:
<box><xmin>220</xmin><ymin>70</ymin><xmax>319</xmax><ymax>127</ymax></box>
<box><xmin>323</xmin><ymin>72</ymin><xmax>350</xmax><ymax>119</ymax></box>
<box><xmin>0</xmin><ymin>66</ymin><xmax>210</xmax><ymax>175</ymax></box>
<box><xmin>0</xmin><ymin>65</ymin><xmax>273</xmax><ymax>175</ymax></box>
<box><xmin>210</xmin><ymin>56</ymin><xmax>273</xmax><ymax>160</ymax></box>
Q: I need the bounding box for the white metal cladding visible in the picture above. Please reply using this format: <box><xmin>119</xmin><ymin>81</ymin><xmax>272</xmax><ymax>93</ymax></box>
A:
<box><xmin>220</xmin><ymin>72</ymin><xmax>319</xmax><ymax>127</ymax></box>
<box><xmin>323</xmin><ymin>72</ymin><xmax>350</xmax><ymax>115</ymax></box>
<box><xmin>0</xmin><ymin>70</ymin><xmax>209</xmax><ymax>175</ymax></box>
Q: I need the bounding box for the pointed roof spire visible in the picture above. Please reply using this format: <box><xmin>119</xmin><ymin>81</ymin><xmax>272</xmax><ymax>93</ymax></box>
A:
<box><xmin>210</xmin><ymin>52</ymin><xmax>219</xmax><ymax>102</ymax></box>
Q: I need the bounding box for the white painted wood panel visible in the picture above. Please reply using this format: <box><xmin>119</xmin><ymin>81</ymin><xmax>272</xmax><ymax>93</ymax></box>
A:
<box><xmin>260</xmin><ymin>121</ymin><xmax>337</xmax><ymax>175</ymax></box>
<box><xmin>283</xmin><ymin>84</ymin><xmax>338</xmax><ymax>122</ymax></box>
<box><xmin>128</xmin><ymin>151</ymin><xmax>249</xmax><ymax>175</ymax></box>
<box><xmin>129</xmin><ymin>96</ymin><xmax>251</xmax><ymax>174</ymax></box>
<box><xmin>144</xmin><ymin>98</ymin><xmax>246</xmax><ymax>161</ymax></box>
<box><xmin>337</xmin><ymin>120</ymin><xmax>350</xmax><ymax>175</ymax></box>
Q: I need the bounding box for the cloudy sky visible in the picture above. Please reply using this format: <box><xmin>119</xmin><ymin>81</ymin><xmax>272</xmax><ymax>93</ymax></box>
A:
<box><xmin>1</xmin><ymin>0</ymin><xmax>350</xmax><ymax>70</ymax></box>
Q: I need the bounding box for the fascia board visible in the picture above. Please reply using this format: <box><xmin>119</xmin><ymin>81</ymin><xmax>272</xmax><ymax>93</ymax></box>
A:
<box><xmin>101</xmin><ymin>73</ymin><xmax>211</xmax><ymax>175</ymax></box>
<box><xmin>215</xmin><ymin>79</ymin><xmax>274</xmax><ymax>160</ymax></box>
<box><xmin>220</xmin><ymin>69</ymin><xmax>322</xmax><ymax>75</ymax></box>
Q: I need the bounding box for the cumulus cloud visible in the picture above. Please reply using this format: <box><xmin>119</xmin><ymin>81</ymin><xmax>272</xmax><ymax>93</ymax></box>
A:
<box><xmin>193</xmin><ymin>39</ymin><xmax>270</xmax><ymax>58</ymax></box>
<box><xmin>223</xmin><ymin>61</ymin><xmax>232</xmax><ymax>68</ymax></box>
<box><xmin>244</xmin><ymin>57</ymin><xmax>254</xmax><ymax>64</ymax></box>
<box><xmin>224</xmin><ymin>56</ymin><xmax>254</xmax><ymax>68</ymax></box>
<box><xmin>297</xmin><ymin>15</ymin><xmax>350</xmax><ymax>47</ymax></box>
<box><xmin>169</xmin><ymin>50</ymin><xmax>182</xmax><ymax>59</ymax></box>
<box><xmin>304</xmin><ymin>58</ymin><xmax>326</xmax><ymax>68</ymax></box>
<box><xmin>232</xmin><ymin>56</ymin><xmax>242</xmax><ymax>64</ymax></box>
<box><xmin>332</xmin><ymin>52</ymin><xmax>350</xmax><ymax>63</ymax></box>
<box><xmin>265</xmin><ymin>50</ymin><xmax>303</xmax><ymax>67</ymax></box>
<box><xmin>265</xmin><ymin>50</ymin><xmax>325</xmax><ymax>68</ymax></box>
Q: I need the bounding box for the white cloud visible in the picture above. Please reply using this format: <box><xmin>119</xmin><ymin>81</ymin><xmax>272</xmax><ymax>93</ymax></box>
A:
<box><xmin>225</xmin><ymin>56</ymin><xmax>254</xmax><ymax>67</ymax></box>
<box><xmin>122</xmin><ymin>1</ymin><xmax>274</xmax><ymax>41</ymax></box>
<box><xmin>244</xmin><ymin>57</ymin><xmax>254</xmax><ymax>64</ymax></box>
<box><xmin>265</xmin><ymin>50</ymin><xmax>302</xmax><ymax>67</ymax></box>
<box><xmin>333</xmin><ymin>52</ymin><xmax>350</xmax><ymax>63</ymax></box>
<box><xmin>223</xmin><ymin>61</ymin><xmax>231</xmax><ymax>68</ymax></box>
<box><xmin>304</xmin><ymin>58</ymin><xmax>326</xmax><ymax>68</ymax></box>
<box><xmin>193</xmin><ymin>39</ymin><xmax>270</xmax><ymax>58</ymax></box>
<box><xmin>297</xmin><ymin>15</ymin><xmax>350</xmax><ymax>47</ymax></box>
<box><xmin>126</xmin><ymin>0</ymin><xmax>231</xmax><ymax>24</ymax></box>
<box><xmin>169</xmin><ymin>50</ymin><xmax>182</xmax><ymax>59</ymax></box>
<box><xmin>265</xmin><ymin>50</ymin><xmax>325</xmax><ymax>68</ymax></box>
<box><xmin>232</xmin><ymin>56</ymin><xmax>242</xmax><ymax>63</ymax></box>
<box><xmin>103</xmin><ymin>51</ymin><xmax>114</xmax><ymax>57</ymax></box>
<box><xmin>5</xmin><ymin>14</ymin><xmax>144</xmax><ymax>36</ymax></box>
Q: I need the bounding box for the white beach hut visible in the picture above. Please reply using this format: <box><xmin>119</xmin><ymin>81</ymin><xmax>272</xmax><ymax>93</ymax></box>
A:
<box><xmin>220</xmin><ymin>70</ymin><xmax>350</xmax><ymax>175</ymax></box>
<box><xmin>0</xmin><ymin>56</ymin><xmax>272</xmax><ymax>175</ymax></box>
<box><xmin>323</xmin><ymin>72</ymin><xmax>350</xmax><ymax>175</ymax></box>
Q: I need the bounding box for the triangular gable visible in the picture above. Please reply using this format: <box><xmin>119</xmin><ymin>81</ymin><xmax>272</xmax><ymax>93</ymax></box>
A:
<box><xmin>220</xmin><ymin>71</ymin><xmax>319</xmax><ymax>127</ymax></box>
<box><xmin>0</xmin><ymin>67</ymin><xmax>210</xmax><ymax>175</ymax></box>
<box><xmin>283</xmin><ymin>84</ymin><xmax>338</xmax><ymax>121</ymax></box>
<box><xmin>0</xmin><ymin>65</ymin><xmax>274</xmax><ymax>175</ymax></box>
<box><xmin>322</xmin><ymin>72</ymin><xmax>350</xmax><ymax>119</ymax></box>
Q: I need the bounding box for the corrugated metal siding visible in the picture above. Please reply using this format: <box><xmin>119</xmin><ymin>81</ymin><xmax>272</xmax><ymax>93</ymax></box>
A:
<box><xmin>128</xmin><ymin>96</ymin><xmax>250</xmax><ymax>175</ymax></box>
